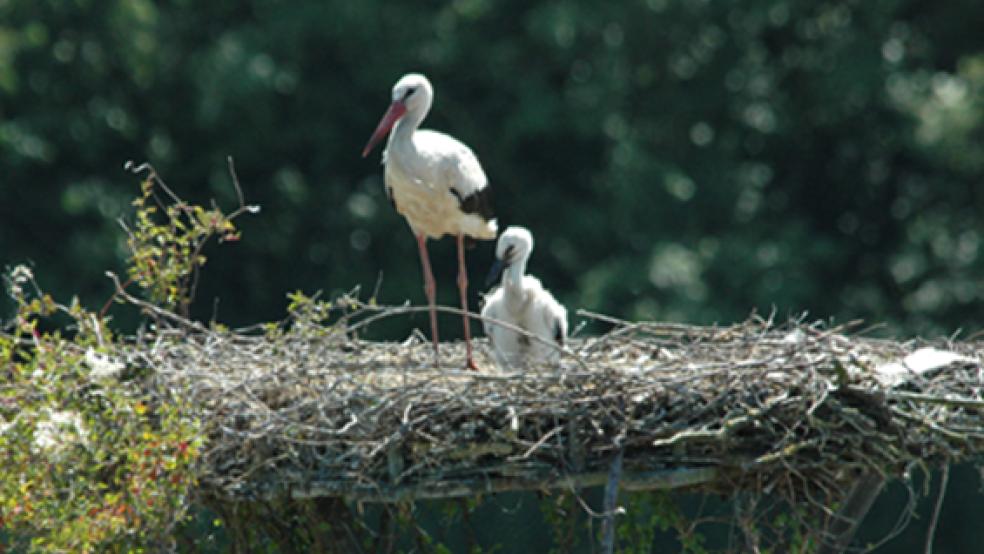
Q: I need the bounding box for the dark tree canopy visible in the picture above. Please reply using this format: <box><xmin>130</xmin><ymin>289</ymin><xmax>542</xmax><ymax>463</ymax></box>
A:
<box><xmin>1</xmin><ymin>0</ymin><xmax>982</xmax><ymax>552</ymax></box>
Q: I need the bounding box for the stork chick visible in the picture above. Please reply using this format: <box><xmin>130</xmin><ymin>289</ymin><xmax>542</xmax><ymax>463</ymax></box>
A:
<box><xmin>481</xmin><ymin>226</ymin><xmax>567</xmax><ymax>369</ymax></box>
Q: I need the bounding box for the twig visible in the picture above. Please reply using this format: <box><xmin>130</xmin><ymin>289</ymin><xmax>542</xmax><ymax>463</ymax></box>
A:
<box><xmin>125</xmin><ymin>160</ymin><xmax>182</xmax><ymax>204</ymax></box>
<box><xmin>924</xmin><ymin>465</ymin><xmax>949</xmax><ymax>554</ymax></box>
<box><xmin>346</xmin><ymin>303</ymin><xmax>590</xmax><ymax>371</ymax></box>
<box><xmin>104</xmin><ymin>271</ymin><xmax>210</xmax><ymax>333</ymax></box>
<box><xmin>99</xmin><ymin>274</ymin><xmax>135</xmax><ymax>318</ymax></box>
<box><xmin>887</xmin><ymin>391</ymin><xmax>984</xmax><ymax>409</ymax></box>
<box><xmin>227</xmin><ymin>156</ymin><xmax>246</xmax><ymax>208</ymax></box>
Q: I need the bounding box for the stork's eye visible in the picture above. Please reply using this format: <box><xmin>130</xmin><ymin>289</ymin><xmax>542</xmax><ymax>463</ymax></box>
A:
<box><xmin>403</xmin><ymin>87</ymin><xmax>417</xmax><ymax>100</ymax></box>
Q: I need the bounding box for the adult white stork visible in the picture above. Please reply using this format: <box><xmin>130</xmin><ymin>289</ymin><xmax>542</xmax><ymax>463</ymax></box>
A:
<box><xmin>362</xmin><ymin>73</ymin><xmax>497</xmax><ymax>370</ymax></box>
<box><xmin>481</xmin><ymin>226</ymin><xmax>567</xmax><ymax>369</ymax></box>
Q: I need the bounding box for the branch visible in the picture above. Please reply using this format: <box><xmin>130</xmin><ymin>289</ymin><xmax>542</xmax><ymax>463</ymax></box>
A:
<box><xmin>887</xmin><ymin>391</ymin><xmax>984</xmax><ymax>409</ymax></box>
<box><xmin>345</xmin><ymin>303</ymin><xmax>590</xmax><ymax>371</ymax></box>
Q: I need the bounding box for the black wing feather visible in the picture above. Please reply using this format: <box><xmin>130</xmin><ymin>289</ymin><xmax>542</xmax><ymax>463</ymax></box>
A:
<box><xmin>386</xmin><ymin>186</ymin><xmax>397</xmax><ymax>211</ymax></box>
<box><xmin>450</xmin><ymin>186</ymin><xmax>496</xmax><ymax>248</ymax></box>
<box><xmin>554</xmin><ymin>320</ymin><xmax>564</xmax><ymax>346</ymax></box>
<box><xmin>450</xmin><ymin>186</ymin><xmax>494</xmax><ymax>221</ymax></box>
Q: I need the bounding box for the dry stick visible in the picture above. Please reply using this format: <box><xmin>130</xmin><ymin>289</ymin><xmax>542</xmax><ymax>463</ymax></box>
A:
<box><xmin>734</xmin><ymin>493</ymin><xmax>762</xmax><ymax>554</ymax></box>
<box><xmin>346</xmin><ymin>303</ymin><xmax>590</xmax><ymax>371</ymax></box>
<box><xmin>576</xmin><ymin>308</ymin><xmax>719</xmax><ymax>337</ymax></box>
<box><xmin>125</xmin><ymin>160</ymin><xmax>182</xmax><ymax>204</ymax></box>
<box><xmin>99</xmin><ymin>274</ymin><xmax>135</xmax><ymax>318</ymax></box>
<box><xmin>887</xmin><ymin>391</ymin><xmax>984</xmax><ymax>409</ymax></box>
<box><xmin>105</xmin><ymin>271</ymin><xmax>211</xmax><ymax>334</ymax></box>
<box><xmin>924</xmin><ymin>465</ymin><xmax>950</xmax><ymax>554</ymax></box>
<box><xmin>185</xmin><ymin>156</ymin><xmax>259</xmax><ymax>315</ymax></box>
<box><xmin>227</xmin><ymin>155</ymin><xmax>246</xmax><ymax>207</ymax></box>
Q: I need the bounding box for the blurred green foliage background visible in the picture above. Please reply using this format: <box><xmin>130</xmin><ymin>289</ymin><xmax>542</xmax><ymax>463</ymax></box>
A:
<box><xmin>1</xmin><ymin>0</ymin><xmax>982</xmax><ymax>551</ymax></box>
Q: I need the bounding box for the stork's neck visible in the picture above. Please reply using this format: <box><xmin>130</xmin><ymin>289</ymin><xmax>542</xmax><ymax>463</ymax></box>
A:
<box><xmin>391</xmin><ymin>105</ymin><xmax>428</xmax><ymax>143</ymax></box>
<box><xmin>502</xmin><ymin>258</ymin><xmax>528</xmax><ymax>299</ymax></box>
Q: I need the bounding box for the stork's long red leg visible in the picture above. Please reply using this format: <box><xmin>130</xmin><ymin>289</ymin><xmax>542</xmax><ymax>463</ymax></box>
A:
<box><xmin>457</xmin><ymin>233</ymin><xmax>479</xmax><ymax>371</ymax></box>
<box><xmin>415</xmin><ymin>233</ymin><xmax>440</xmax><ymax>364</ymax></box>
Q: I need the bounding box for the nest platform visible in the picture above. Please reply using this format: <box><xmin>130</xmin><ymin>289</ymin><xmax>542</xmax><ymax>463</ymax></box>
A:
<box><xmin>139</xmin><ymin>313</ymin><xmax>984</xmax><ymax>514</ymax></box>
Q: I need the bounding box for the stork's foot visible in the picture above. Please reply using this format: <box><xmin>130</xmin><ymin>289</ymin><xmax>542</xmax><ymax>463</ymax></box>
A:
<box><xmin>427</xmin><ymin>332</ymin><xmax>441</xmax><ymax>369</ymax></box>
<box><xmin>465</xmin><ymin>357</ymin><xmax>481</xmax><ymax>372</ymax></box>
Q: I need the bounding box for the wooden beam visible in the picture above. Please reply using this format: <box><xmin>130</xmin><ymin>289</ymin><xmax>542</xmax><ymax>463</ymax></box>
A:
<box><xmin>266</xmin><ymin>466</ymin><xmax>719</xmax><ymax>503</ymax></box>
<box><xmin>816</xmin><ymin>473</ymin><xmax>886</xmax><ymax>554</ymax></box>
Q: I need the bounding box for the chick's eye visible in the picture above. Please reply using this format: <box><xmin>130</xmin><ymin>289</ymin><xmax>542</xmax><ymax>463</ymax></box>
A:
<box><xmin>504</xmin><ymin>245</ymin><xmax>515</xmax><ymax>258</ymax></box>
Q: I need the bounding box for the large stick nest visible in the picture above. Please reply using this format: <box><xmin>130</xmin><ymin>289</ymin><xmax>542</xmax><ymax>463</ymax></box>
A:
<box><xmin>140</xmin><ymin>306</ymin><xmax>984</xmax><ymax>510</ymax></box>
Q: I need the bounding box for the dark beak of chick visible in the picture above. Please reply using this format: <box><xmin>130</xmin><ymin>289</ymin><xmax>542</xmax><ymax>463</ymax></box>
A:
<box><xmin>485</xmin><ymin>257</ymin><xmax>508</xmax><ymax>288</ymax></box>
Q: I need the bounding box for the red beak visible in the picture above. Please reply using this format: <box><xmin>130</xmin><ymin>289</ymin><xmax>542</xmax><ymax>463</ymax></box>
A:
<box><xmin>362</xmin><ymin>101</ymin><xmax>408</xmax><ymax>158</ymax></box>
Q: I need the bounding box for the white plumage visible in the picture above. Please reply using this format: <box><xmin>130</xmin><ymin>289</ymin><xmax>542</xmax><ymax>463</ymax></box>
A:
<box><xmin>363</xmin><ymin>73</ymin><xmax>497</xmax><ymax>370</ymax></box>
<box><xmin>384</xmin><ymin>136</ymin><xmax>496</xmax><ymax>241</ymax></box>
<box><xmin>481</xmin><ymin>227</ymin><xmax>568</xmax><ymax>369</ymax></box>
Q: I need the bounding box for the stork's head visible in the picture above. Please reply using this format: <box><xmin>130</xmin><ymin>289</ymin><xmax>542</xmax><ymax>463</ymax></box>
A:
<box><xmin>362</xmin><ymin>73</ymin><xmax>433</xmax><ymax>158</ymax></box>
<box><xmin>486</xmin><ymin>226</ymin><xmax>534</xmax><ymax>286</ymax></box>
<box><xmin>391</xmin><ymin>73</ymin><xmax>432</xmax><ymax>113</ymax></box>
